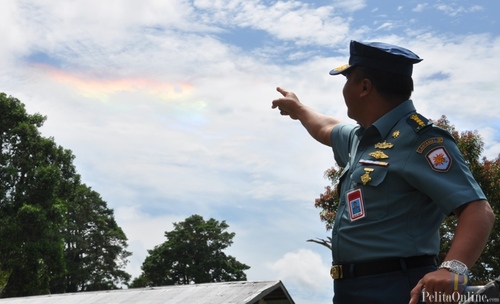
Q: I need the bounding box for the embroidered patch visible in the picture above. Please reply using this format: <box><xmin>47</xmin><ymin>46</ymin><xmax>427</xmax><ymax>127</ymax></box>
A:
<box><xmin>426</xmin><ymin>146</ymin><xmax>452</xmax><ymax>172</ymax></box>
<box><xmin>347</xmin><ymin>189</ymin><xmax>366</xmax><ymax>221</ymax></box>
<box><xmin>416</xmin><ymin>137</ymin><xmax>444</xmax><ymax>153</ymax></box>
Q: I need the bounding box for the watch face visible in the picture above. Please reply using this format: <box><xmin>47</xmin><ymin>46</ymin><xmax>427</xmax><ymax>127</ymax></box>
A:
<box><xmin>452</xmin><ymin>261</ymin><xmax>467</xmax><ymax>272</ymax></box>
<box><xmin>444</xmin><ymin>260</ymin><xmax>468</xmax><ymax>274</ymax></box>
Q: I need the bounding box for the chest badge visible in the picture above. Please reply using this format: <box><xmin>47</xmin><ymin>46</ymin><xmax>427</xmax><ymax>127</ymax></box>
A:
<box><xmin>374</xmin><ymin>141</ymin><xmax>394</xmax><ymax>149</ymax></box>
<box><xmin>369</xmin><ymin>150</ymin><xmax>389</xmax><ymax>159</ymax></box>
<box><xmin>361</xmin><ymin>168</ymin><xmax>374</xmax><ymax>185</ymax></box>
<box><xmin>347</xmin><ymin>189</ymin><xmax>366</xmax><ymax>221</ymax></box>
<box><xmin>392</xmin><ymin>130</ymin><xmax>400</xmax><ymax>138</ymax></box>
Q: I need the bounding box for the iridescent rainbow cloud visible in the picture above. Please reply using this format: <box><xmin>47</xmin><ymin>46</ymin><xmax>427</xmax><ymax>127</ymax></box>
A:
<box><xmin>35</xmin><ymin>64</ymin><xmax>194</xmax><ymax>102</ymax></box>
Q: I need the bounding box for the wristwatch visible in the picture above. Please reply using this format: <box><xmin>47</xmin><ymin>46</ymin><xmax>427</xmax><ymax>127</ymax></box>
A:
<box><xmin>439</xmin><ymin>260</ymin><xmax>469</xmax><ymax>275</ymax></box>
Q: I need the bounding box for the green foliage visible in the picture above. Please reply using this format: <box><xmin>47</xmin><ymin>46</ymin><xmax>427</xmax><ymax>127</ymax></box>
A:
<box><xmin>50</xmin><ymin>183</ymin><xmax>132</xmax><ymax>292</ymax></box>
<box><xmin>0</xmin><ymin>93</ymin><xmax>67</xmax><ymax>297</ymax></box>
<box><xmin>0</xmin><ymin>92</ymin><xmax>131</xmax><ymax>297</ymax></box>
<box><xmin>131</xmin><ymin>214</ymin><xmax>250</xmax><ymax>287</ymax></box>
<box><xmin>313</xmin><ymin>115</ymin><xmax>499</xmax><ymax>284</ymax></box>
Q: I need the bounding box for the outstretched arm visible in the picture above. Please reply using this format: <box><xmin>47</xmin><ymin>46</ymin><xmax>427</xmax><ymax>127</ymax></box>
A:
<box><xmin>271</xmin><ymin>87</ymin><xmax>341</xmax><ymax>147</ymax></box>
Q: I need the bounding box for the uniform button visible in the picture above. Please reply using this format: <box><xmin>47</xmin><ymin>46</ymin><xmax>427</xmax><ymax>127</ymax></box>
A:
<box><xmin>332</xmin><ymin>230</ymin><xmax>337</xmax><ymax>235</ymax></box>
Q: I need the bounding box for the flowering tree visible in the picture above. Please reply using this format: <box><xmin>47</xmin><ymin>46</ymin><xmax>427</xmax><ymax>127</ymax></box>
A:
<box><xmin>314</xmin><ymin>167</ymin><xmax>342</xmax><ymax>232</ymax></box>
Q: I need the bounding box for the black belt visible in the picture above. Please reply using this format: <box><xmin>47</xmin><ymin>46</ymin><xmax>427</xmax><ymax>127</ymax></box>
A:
<box><xmin>330</xmin><ymin>255</ymin><xmax>437</xmax><ymax>280</ymax></box>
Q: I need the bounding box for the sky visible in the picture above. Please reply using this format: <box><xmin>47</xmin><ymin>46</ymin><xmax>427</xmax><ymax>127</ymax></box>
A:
<box><xmin>1</xmin><ymin>0</ymin><xmax>499</xmax><ymax>303</ymax></box>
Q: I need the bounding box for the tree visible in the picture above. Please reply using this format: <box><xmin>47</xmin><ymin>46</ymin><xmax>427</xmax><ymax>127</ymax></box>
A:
<box><xmin>131</xmin><ymin>214</ymin><xmax>249</xmax><ymax>287</ymax></box>
<box><xmin>0</xmin><ymin>93</ymin><xmax>70</xmax><ymax>297</ymax></box>
<box><xmin>50</xmin><ymin>183</ymin><xmax>131</xmax><ymax>293</ymax></box>
<box><xmin>311</xmin><ymin>115</ymin><xmax>499</xmax><ymax>284</ymax></box>
<box><xmin>0</xmin><ymin>92</ymin><xmax>131</xmax><ymax>297</ymax></box>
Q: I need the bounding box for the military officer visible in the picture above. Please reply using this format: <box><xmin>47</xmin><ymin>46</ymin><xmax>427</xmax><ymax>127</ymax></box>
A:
<box><xmin>272</xmin><ymin>40</ymin><xmax>494</xmax><ymax>304</ymax></box>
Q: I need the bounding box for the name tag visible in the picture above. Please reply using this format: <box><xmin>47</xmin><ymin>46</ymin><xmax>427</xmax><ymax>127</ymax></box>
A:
<box><xmin>347</xmin><ymin>189</ymin><xmax>366</xmax><ymax>221</ymax></box>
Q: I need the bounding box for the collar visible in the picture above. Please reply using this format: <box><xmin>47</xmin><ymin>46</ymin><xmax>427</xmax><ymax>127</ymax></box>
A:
<box><xmin>371</xmin><ymin>99</ymin><xmax>416</xmax><ymax>139</ymax></box>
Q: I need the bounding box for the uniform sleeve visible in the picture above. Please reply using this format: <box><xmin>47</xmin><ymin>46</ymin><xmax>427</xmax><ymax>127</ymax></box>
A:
<box><xmin>403</xmin><ymin>128</ymin><xmax>486</xmax><ymax>215</ymax></box>
<box><xmin>331</xmin><ymin>124</ymin><xmax>356</xmax><ymax>168</ymax></box>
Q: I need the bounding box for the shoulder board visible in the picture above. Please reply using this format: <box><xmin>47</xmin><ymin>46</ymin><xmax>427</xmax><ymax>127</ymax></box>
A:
<box><xmin>406</xmin><ymin>113</ymin><xmax>432</xmax><ymax>133</ymax></box>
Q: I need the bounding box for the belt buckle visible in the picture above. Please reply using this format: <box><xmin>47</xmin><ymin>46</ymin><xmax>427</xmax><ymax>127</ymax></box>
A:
<box><xmin>330</xmin><ymin>265</ymin><xmax>343</xmax><ymax>279</ymax></box>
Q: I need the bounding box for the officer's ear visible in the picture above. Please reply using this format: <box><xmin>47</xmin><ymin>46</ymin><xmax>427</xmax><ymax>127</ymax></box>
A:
<box><xmin>360</xmin><ymin>78</ymin><xmax>372</xmax><ymax>96</ymax></box>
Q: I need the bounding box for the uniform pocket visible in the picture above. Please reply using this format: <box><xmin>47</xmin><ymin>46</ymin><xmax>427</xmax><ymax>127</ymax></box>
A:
<box><xmin>349</xmin><ymin>166</ymin><xmax>388</xmax><ymax>220</ymax></box>
<box><xmin>351</xmin><ymin>165</ymin><xmax>388</xmax><ymax>187</ymax></box>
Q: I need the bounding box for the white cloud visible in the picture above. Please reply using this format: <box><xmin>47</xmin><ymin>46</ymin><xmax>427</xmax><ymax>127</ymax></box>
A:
<box><xmin>412</xmin><ymin>3</ymin><xmax>428</xmax><ymax>12</ymax></box>
<box><xmin>469</xmin><ymin>5</ymin><xmax>484</xmax><ymax>13</ymax></box>
<box><xmin>331</xmin><ymin>0</ymin><xmax>367</xmax><ymax>13</ymax></box>
<box><xmin>478</xmin><ymin>127</ymin><xmax>500</xmax><ymax>160</ymax></box>
<box><xmin>268</xmin><ymin>248</ymin><xmax>331</xmax><ymax>290</ymax></box>
<box><xmin>435</xmin><ymin>4</ymin><xmax>483</xmax><ymax>16</ymax></box>
<box><xmin>484</xmin><ymin>142</ymin><xmax>500</xmax><ymax>160</ymax></box>
<box><xmin>184</xmin><ymin>0</ymin><xmax>352</xmax><ymax>47</ymax></box>
<box><xmin>268</xmin><ymin>249</ymin><xmax>333</xmax><ymax>303</ymax></box>
<box><xmin>376</xmin><ymin>22</ymin><xmax>395</xmax><ymax>31</ymax></box>
<box><xmin>410</xmin><ymin>34</ymin><xmax>500</xmax><ymax>126</ymax></box>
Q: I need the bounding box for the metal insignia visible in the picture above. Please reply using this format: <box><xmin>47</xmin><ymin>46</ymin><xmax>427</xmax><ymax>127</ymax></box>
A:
<box><xmin>406</xmin><ymin>114</ymin><xmax>431</xmax><ymax>133</ymax></box>
<box><xmin>333</xmin><ymin>64</ymin><xmax>350</xmax><ymax>71</ymax></box>
<box><xmin>410</xmin><ymin>114</ymin><xmax>427</xmax><ymax>127</ymax></box>
<box><xmin>361</xmin><ymin>168</ymin><xmax>374</xmax><ymax>185</ymax></box>
<box><xmin>368</xmin><ymin>150</ymin><xmax>389</xmax><ymax>159</ymax></box>
<box><xmin>374</xmin><ymin>141</ymin><xmax>394</xmax><ymax>149</ymax></box>
<box><xmin>392</xmin><ymin>130</ymin><xmax>400</xmax><ymax>138</ymax></box>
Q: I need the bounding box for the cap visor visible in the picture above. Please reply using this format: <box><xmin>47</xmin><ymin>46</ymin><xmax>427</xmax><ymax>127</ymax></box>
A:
<box><xmin>329</xmin><ymin>64</ymin><xmax>352</xmax><ymax>75</ymax></box>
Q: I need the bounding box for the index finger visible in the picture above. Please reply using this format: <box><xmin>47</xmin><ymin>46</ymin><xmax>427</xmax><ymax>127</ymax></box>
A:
<box><xmin>276</xmin><ymin>86</ymin><xmax>288</xmax><ymax>97</ymax></box>
<box><xmin>409</xmin><ymin>282</ymin><xmax>424</xmax><ymax>304</ymax></box>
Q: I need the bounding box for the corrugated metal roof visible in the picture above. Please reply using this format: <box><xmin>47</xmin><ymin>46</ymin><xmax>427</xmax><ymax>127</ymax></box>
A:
<box><xmin>0</xmin><ymin>280</ymin><xmax>295</xmax><ymax>304</ymax></box>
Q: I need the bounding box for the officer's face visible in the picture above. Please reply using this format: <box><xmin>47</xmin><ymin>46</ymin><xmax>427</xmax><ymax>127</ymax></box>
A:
<box><xmin>342</xmin><ymin>68</ymin><xmax>363</xmax><ymax>121</ymax></box>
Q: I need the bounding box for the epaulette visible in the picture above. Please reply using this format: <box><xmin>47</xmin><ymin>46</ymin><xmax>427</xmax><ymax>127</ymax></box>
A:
<box><xmin>406</xmin><ymin>113</ymin><xmax>432</xmax><ymax>133</ymax></box>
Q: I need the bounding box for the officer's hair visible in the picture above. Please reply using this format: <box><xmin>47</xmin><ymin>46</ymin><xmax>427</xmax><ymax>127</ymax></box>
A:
<box><xmin>352</xmin><ymin>66</ymin><xmax>414</xmax><ymax>103</ymax></box>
